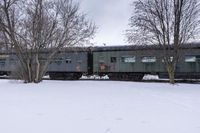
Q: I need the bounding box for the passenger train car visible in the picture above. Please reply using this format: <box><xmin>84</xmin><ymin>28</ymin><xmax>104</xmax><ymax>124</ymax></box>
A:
<box><xmin>0</xmin><ymin>43</ymin><xmax>200</xmax><ymax>80</ymax></box>
<box><xmin>92</xmin><ymin>44</ymin><xmax>200</xmax><ymax>80</ymax></box>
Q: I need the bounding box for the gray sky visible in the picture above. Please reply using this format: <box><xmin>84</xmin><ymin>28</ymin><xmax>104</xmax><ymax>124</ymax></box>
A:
<box><xmin>78</xmin><ymin>0</ymin><xmax>133</xmax><ymax>46</ymax></box>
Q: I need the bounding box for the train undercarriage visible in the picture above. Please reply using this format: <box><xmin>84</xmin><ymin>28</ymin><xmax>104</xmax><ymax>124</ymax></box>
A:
<box><xmin>107</xmin><ymin>72</ymin><xmax>144</xmax><ymax>81</ymax></box>
<box><xmin>48</xmin><ymin>72</ymin><xmax>83</xmax><ymax>80</ymax></box>
<box><xmin>1</xmin><ymin>71</ymin><xmax>200</xmax><ymax>81</ymax></box>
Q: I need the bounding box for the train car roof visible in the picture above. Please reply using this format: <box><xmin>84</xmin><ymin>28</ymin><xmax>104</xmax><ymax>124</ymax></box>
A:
<box><xmin>0</xmin><ymin>43</ymin><xmax>200</xmax><ymax>54</ymax></box>
<box><xmin>91</xmin><ymin>43</ymin><xmax>200</xmax><ymax>52</ymax></box>
<box><xmin>0</xmin><ymin>46</ymin><xmax>90</xmax><ymax>54</ymax></box>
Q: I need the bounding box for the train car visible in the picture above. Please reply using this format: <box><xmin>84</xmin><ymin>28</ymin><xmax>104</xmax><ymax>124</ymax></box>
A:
<box><xmin>0</xmin><ymin>53</ymin><xmax>10</xmax><ymax>75</ymax></box>
<box><xmin>92</xmin><ymin>44</ymin><xmax>200</xmax><ymax>80</ymax></box>
<box><xmin>1</xmin><ymin>44</ymin><xmax>200</xmax><ymax>81</ymax></box>
<box><xmin>48</xmin><ymin>48</ymin><xmax>92</xmax><ymax>80</ymax></box>
<box><xmin>0</xmin><ymin>50</ymin><xmax>19</xmax><ymax>76</ymax></box>
<box><xmin>0</xmin><ymin>48</ymin><xmax>92</xmax><ymax>80</ymax></box>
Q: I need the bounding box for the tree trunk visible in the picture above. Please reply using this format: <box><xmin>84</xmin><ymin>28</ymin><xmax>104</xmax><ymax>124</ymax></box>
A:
<box><xmin>35</xmin><ymin>54</ymin><xmax>41</xmax><ymax>83</ymax></box>
<box><xmin>167</xmin><ymin>64</ymin><xmax>175</xmax><ymax>84</ymax></box>
<box><xmin>26</xmin><ymin>59</ymin><xmax>32</xmax><ymax>83</ymax></box>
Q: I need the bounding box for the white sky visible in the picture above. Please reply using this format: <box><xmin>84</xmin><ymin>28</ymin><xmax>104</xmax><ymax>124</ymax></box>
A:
<box><xmin>78</xmin><ymin>0</ymin><xmax>133</xmax><ymax>46</ymax></box>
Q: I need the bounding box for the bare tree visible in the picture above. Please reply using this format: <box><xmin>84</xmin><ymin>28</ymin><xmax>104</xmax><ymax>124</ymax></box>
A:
<box><xmin>126</xmin><ymin>0</ymin><xmax>200</xmax><ymax>84</ymax></box>
<box><xmin>0</xmin><ymin>0</ymin><xmax>96</xmax><ymax>83</ymax></box>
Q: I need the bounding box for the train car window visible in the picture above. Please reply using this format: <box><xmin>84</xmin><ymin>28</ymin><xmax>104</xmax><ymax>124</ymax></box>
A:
<box><xmin>66</xmin><ymin>58</ymin><xmax>72</xmax><ymax>63</ymax></box>
<box><xmin>54</xmin><ymin>60</ymin><xmax>62</xmax><ymax>65</ymax></box>
<box><xmin>196</xmin><ymin>55</ymin><xmax>200</xmax><ymax>62</ymax></box>
<box><xmin>52</xmin><ymin>58</ymin><xmax>62</xmax><ymax>65</ymax></box>
<box><xmin>162</xmin><ymin>57</ymin><xmax>173</xmax><ymax>62</ymax></box>
<box><xmin>121</xmin><ymin>57</ymin><xmax>136</xmax><ymax>63</ymax></box>
<box><xmin>0</xmin><ymin>59</ymin><xmax>6</xmax><ymax>65</ymax></box>
<box><xmin>111</xmin><ymin>57</ymin><xmax>117</xmax><ymax>63</ymax></box>
<box><xmin>0</xmin><ymin>59</ymin><xmax>6</xmax><ymax>61</ymax></box>
<box><xmin>0</xmin><ymin>54</ymin><xmax>9</xmax><ymax>58</ymax></box>
<box><xmin>0</xmin><ymin>55</ymin><xmax>9</xmax><ymax>65</ymax></box>
<box><xmin>185</xmin><ymin>56</ymin><xmax>196</xmax><ymax>62</ymax></box>
<box><xmin>142</xmin><ymin>56</ymin><xmax>156</xmax><ymax>63</ymax></box>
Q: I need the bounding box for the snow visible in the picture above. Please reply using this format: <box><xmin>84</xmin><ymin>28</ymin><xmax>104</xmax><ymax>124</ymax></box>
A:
<box><xmin>81</xmin><ymin>75</ymin><xmax>109</xmax><ymax>79</ymax></box>
<box><xmin>143</xmin><ymin>74</ymin><xmax>159</xmax><ymax>80</ymax></box>
<box><xmin>0</xmin><ymin>79</ymin><xmax>200</xmax><ymax>133</ymax></box>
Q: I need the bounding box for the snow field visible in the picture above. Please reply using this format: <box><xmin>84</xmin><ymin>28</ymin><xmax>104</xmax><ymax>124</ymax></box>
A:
<box><xmin>0</xmin><ymin>80</ymin><xmax>200</xmax><ymax>133</ymax></box>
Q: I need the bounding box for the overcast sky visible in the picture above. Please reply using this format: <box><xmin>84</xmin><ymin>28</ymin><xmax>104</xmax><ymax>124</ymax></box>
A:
<box><xmin>77</xmin><ymin>0</ymin><xmax>133</xmax><ymax>46</ymax></box>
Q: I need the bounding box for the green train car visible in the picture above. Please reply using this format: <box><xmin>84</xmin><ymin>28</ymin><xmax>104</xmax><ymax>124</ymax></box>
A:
<box><xmin>0</xmin><ymin>44</ymin><xmax>200</xmax><ymax>81</ymax></box>
<box><xmin>92</xmin><ymin>44</ymin><xmax>200</xmax><ymax>80</ymax></box>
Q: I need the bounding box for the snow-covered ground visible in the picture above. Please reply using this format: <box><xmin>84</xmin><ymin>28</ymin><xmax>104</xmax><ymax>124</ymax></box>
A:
<box><xmin>0</xmin><ymin>79</ymin><xmax>200</xmax><ymax>133</ymax></box>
